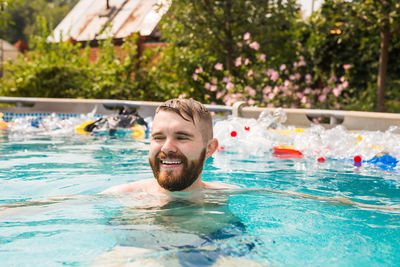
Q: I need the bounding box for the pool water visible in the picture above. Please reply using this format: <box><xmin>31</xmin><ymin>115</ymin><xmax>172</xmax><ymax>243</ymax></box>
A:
<box><xmin>0</xmin><ymin>121</ymin><xmax>400</xmax><ymax>266</ymax></box>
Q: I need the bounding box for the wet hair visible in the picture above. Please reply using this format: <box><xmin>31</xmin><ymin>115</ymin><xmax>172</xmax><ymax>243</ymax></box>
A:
<box><xmin>156</xmin><ymin>98</ymin><xmax>213</xmax><ymax>142</ymax></box>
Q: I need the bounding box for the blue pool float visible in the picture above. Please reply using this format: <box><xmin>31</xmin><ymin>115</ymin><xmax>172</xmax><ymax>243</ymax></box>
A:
<box><xmin>367</xmin><ymin>152</ymin><xmax>398</xmax><ymax>171</ymax></box>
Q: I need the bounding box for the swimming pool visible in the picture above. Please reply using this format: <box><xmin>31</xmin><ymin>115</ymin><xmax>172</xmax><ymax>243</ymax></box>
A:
<box><xmin>0</xmin><ymin>113</ymin><xmax>399</xmax><ymax>266</ymax></box>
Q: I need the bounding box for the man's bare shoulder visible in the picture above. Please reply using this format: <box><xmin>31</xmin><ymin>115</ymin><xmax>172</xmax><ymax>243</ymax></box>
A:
<box><xmin>101</xmin><ymin>179</ymin><xmax>157</xmax><ymax>194</ymax></box>
<box><xmin>202</xmin><ymin>181</ymin><xmax>239</xmax><ymax>189</ymax></box>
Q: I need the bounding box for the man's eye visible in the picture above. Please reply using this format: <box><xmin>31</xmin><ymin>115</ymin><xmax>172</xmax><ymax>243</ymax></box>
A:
<box><xmin>152</xmin><ymin>136</ymin><xmax>165</xmax><ymax>140</ymax></box>
<box><xmin>177</xmin><ymin>136</ymin><xmax>189</xmax><ymax>140</ymax></box>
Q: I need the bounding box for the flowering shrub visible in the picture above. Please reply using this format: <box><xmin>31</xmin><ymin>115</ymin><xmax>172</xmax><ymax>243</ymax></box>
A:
<box><xmin>190</xmin><ymin>32</ymin><xmax>351</xmax><ymax>109</ymax></box>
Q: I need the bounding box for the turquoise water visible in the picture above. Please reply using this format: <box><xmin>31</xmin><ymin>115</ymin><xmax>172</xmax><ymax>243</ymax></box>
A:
<box><xmin>0</xmin><ymin>134</ymin><xmax>399</xmax><ymax>266</ymax></box>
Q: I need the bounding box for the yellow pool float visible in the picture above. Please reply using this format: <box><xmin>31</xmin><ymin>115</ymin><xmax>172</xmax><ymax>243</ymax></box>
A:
<box><xmin>0</xmin><ymin>113</ymin><xmax>8</xmax><ymax>130</ymax></box>
<box><xmin>131</xmin><ymin>124</ymin><xmax>146</xmax><ymax>139</ymax></box>
<box><xmin>75</xmin><ymin>120</ymin><xmax>95</xmax><ymax>135</ymax></box>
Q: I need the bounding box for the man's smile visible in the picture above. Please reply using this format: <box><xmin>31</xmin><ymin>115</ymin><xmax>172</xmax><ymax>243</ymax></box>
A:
<box><xmin>160</xmin><ymin>158</ymin><xmax>183</xmax><ymax>166</ymax></box>
<box><xmin>157</xmin><ymin>153</ymin><xmax>185</xmax><ymax>170</ymax></box>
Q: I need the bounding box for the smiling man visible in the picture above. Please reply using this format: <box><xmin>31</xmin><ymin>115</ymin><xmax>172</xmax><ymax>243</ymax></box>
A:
<box><xmin>102</xmin><ymin>98</ymin><xmax>237</xmax><ymax>194</ymax></box>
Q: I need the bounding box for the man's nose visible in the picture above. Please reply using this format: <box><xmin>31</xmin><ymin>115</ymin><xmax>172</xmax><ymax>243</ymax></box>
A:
<box><xmin>161</xmin><ymin>138</ymin><xmax>177</xmax><ymax>154</ymax></box>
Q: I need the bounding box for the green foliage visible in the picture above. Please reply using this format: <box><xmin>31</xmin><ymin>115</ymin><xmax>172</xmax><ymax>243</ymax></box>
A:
<box><xmin>0</xmin><ymin>17</ymin><xmax>165</xmax><ymax>100</ymax></box>
<box><xmin>0</xmin><ymin>0</ymin><xmax>78</xmax><ymax>43</ymax></box>
<box><xmin>299</xmin><ymin>0</ymin><xmax>400</xmax><ymax>112</ymax></box>
<box><xmin>1</xmin><ymin>0</ymin><xmax>400</xmax><ymax>113</ymax></box>
<box><xmin>0</xmin><ymin>0</ymin><xmax>16</xmax><ymax>29</ymax></box>
<box><xmin>153</xmin><ymin>0</ymin><xmax>307</xmax><ymax>103</ymax></box>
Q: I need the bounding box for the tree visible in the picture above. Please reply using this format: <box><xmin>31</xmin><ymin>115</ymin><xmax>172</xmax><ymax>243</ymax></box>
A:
<box><xmin>0</xmin><ymin>0</ymin><xmax>15</xmax><ymax>28</ymax></box>
<box><xmin>302</xmin><ymin>0</ymin><xmax>400</xmax><ymax>112</ymax></box>
<box><xmin>156</xmin><ymin>0</ymin><xmax>303</xmax><ymax>102</ymax></box>
<box><xmin>354</xmin><ymin>0</ymin><xmax>400</xmax><ymax>112</ymax></box>
<box><xmin>0</xmin><ymin>0</ymin><xmax>78</xmax><ymax>43</ymax></box>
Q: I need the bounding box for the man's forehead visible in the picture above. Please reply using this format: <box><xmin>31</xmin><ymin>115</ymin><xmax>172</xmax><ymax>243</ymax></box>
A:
<box><xmin>153</xmin><ymin>110</ymin><xmax>198</xmax><ymax>129</ymax></box>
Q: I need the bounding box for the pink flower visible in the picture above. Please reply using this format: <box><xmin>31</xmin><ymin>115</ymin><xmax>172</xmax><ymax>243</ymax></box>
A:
<box><xmin>295</xmin><ymin>73</ymin><xmax>301</xmax><ymax>80</ymax></box>
<box><xmin>342</xmin><ymin>81</ymin><xmax>349</xmax><ymax>88</ymax></box>
<box><xmin>289</xmin><ymin>74</ymin><xmax>296</xmax><ymax>81</ymax></box>
<box><xmin>237</xmin><ymin>42</ymin><xmax>243</xmax><ymax>47</ymax></box>
<box><xmin>332</xmin><ymin>88</ymin><xmax>341</xmax><ymax>97</ymax></box>
<box><xmin>318</xmin><ymin>94</ymin><xmax>327</xmax><ymax>102</ymax></box>
<box><xmin>284</xmin><ymin>80</ymin><xmax>291</xmax><ymax>87</ymax></box>
<box><xmin>247</xmin><ymin>69</ymin><xmax>254</xmax><ymax>77</ymax></box>
<box><xmin>249</xmin><ymin>41</ymin><xmax>260</xmax><ymax>50</ymax></box>
<box><xmin>306</xmin><ymin>103</ymin><xmax>311</xmax><ymax>108</ymax></box>
<box><xmin>247</xmin><ymin>99</ymin><xmax>255</xmax><ymax>105</ymax></box>
<box><xmin>298</xmin><ymin>56</ymin><xmax>306</xmax><ymax>66</ymax></box>
<box><xmin>192</xmin><ymin>73</ymin><xmax>198</xmax><ymax>81</ymax></box>
<box><xmin>267</xmin><ymin>103</ymin><xmax>274</xmax><ymax>108</ymax></box>
<box><xmin>328</xmin><ymin>75</ymin><xmax>337</xmax><ymax>83</ymax></box>
<box><xmin>204</xmin><ymin>82</ymin><xmax>211</xmax><ymax>90</ymax></box>
<box><xmin>268</xmin><ymin>93</ymin><xmax>275</xmax><ymax>100</ymax></box>
<box><xmin>280</xmin><ymin>64</ymin><xmax>286</xmax><ymax>71</ymax></box>
<box><xmin>258</xmin><ymin>53</ymin><xmax>266</xmax><ymax>61</ymax></box>
<box><xmin>243</xmin><ymin>32</ymin><xmax>251</xmax><ymax>40</ymax></box>
<box><xmin>304</xmin><ymin>88</ymin><xmax>312</xmax><ymax>94</ymax></box>
<box><xmin>179</xmin><ymin>93</ymin><xmax>186</xmax><ymax>99</ymax></box>
<box><xmin>205</xmin><ymin>94</ymin><xmax>210</xmax><ymax>99</ymax></box>
<box><xmin>305</xmin><ymin>74</ymin><xmax>312</xmax><ymax>84</ymax></box>
<box><xmin>270</xmin><ymin>70</ymin><xmax>279</xmax><ymax>82</ymax></box>
<box><xmin>214</xmin><ymin>63</ymin><xmax>223</xmax><ymax>70</ymax></box>
<box><xmin>223</xmin><ymin>95</ymin><xmax>235</xmax><ymax>106</ymax></box>
<box><xmin>195</xmin><ymin>67</ymin><xmax>203</xmax><ymax>73</ymax></box>
<box><xmin>216</xmin><ymin>91</ymin><xmax>224</xmax><ymax>99</ymax></box>
<box><xmin>263</xmin><ymin>86</ymin><xmax>272</xmax><ymax>94</ymax></box>
<box><xmin>226</xmin><ymin>82</ymin><xmax>234</xmax><ymax>90</ymax></box>
<box><xmin>210</xmin><ymin>85</ymin><xmax>217</xmax><ymax>92</ymax></box>
<box><xmin>244</xmin><ymin>58</ymin><xmax>250</xmax><ymax>65</ymax></box>
<box><xmin>301</xmin><ymin>96</ymin><xmax>307</xmax><ymax>104</ymax></box>
<box><xmin>245</xmin><ymin>86</ymin><xmax>256</xmax><ymax>96</ymax></box>
<box><xmin>235</xmin><ymin>57</ymin><xmax>242</xmax><ymax>67</ymax></box>
<box><xmin>222</xmin><ymin>76</ymin><xmax>231</xmax><ymax>83</ymax></box>
<box><xmin>343</xmin><ymin>64</ymin><xmax>352</xmax><ymax>70</ymax></box>
<box><xmin>296</xmin><ymin>92</ymin><xmax>304</xmax><ymax>99</ymax></box>
<box><xmin>333</xmin><ymin>85</ymin><xmax>343</xmax><ymax>97</ymax></box>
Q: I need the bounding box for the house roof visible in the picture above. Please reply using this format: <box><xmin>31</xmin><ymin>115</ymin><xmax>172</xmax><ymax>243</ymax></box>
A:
<box><xmin>0</xmin><ymin>39</ymin><xmax>19</xmax><ymax>61</ymax></box>
<box><xmin>48</xmin><ymin>0</ymin><xmax>170</xmax><ymax>42</ymax></box>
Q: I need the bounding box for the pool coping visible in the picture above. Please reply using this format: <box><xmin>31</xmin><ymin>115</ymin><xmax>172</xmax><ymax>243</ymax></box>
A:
<box><xmin>0</xmin><ymin>97</ymin><xmax>399</xmax><ymax>131</ymax></box>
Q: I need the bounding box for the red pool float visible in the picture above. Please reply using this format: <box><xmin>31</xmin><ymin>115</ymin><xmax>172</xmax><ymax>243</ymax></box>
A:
<box><xmin>272</xmin><ymin>145</ymin><xmax>303</xmax><ymax>159</ymax></box>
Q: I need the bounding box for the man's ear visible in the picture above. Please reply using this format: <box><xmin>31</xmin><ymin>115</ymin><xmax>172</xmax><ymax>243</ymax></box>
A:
<box><xmin>206</xmin><ymin>138</ymin><xmax>219</xmax><ymax>159</ymax></box>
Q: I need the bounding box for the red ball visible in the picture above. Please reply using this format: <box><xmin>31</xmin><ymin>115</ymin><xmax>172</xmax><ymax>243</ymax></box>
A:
<box><xmin>230</xmin><ymin>131</ymin><xmax>237</xmax><ymax>137</ymax></box>
<box><xmin>317</xmin><ymin>157</ymin><xmax>325</xmax><ymax>163</ymax></box>
<box><xmin>354</xmin><ymin>155</ymin><xmax>362</xmax><ymax>163</ymax></box>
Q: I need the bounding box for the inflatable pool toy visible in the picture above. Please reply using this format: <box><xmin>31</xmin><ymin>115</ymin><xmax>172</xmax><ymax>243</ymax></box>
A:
<box><xmin>353</xmin><ymin>155</ymin><xmax>362</xmax><ymax>167</ymax></box>
<box><xmin>0</xmin><ymin>113</ymin><xmax>8</xmax><ymax>130</ymax></box>
<box><xmin>272</xmin><ymin>145</ymin><xmax>303</xmax><ymax>159</ymax></box>
<box><xmin>367</xmin><ymin>152</ymin><xmax>398</xmax><ymax>171</ymax></box>
<box><xmin>75</xmin><ymin>120</ymin><xmax>95</xmax><ymax>135</ymax></box>
<box><xmin>131</xmin><ymin>124</ymin><xmax>146</xmax><ymax>139</ymax></box>
<box><xmin>75</xmin><ymin>107</ymin><xmax>148</xmax><ymax>138</ymax></box>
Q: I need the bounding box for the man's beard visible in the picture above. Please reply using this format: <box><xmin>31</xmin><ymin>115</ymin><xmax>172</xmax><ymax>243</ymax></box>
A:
<box><xmin>149</xmin><ymin>149</ymin><xmax>206</xmax><ymax>191</ymax></box>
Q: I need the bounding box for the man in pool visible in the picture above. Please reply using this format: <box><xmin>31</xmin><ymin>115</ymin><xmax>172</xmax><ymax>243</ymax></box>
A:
<box><xmin>96</xmin><ymin>99</ymin><xmax>260</xmax><ymax>266</ymax></box>
<box><xmin>102</xmin><ymin>98</ymin><xmax>238</xmax><ymax>194</ymax></box>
